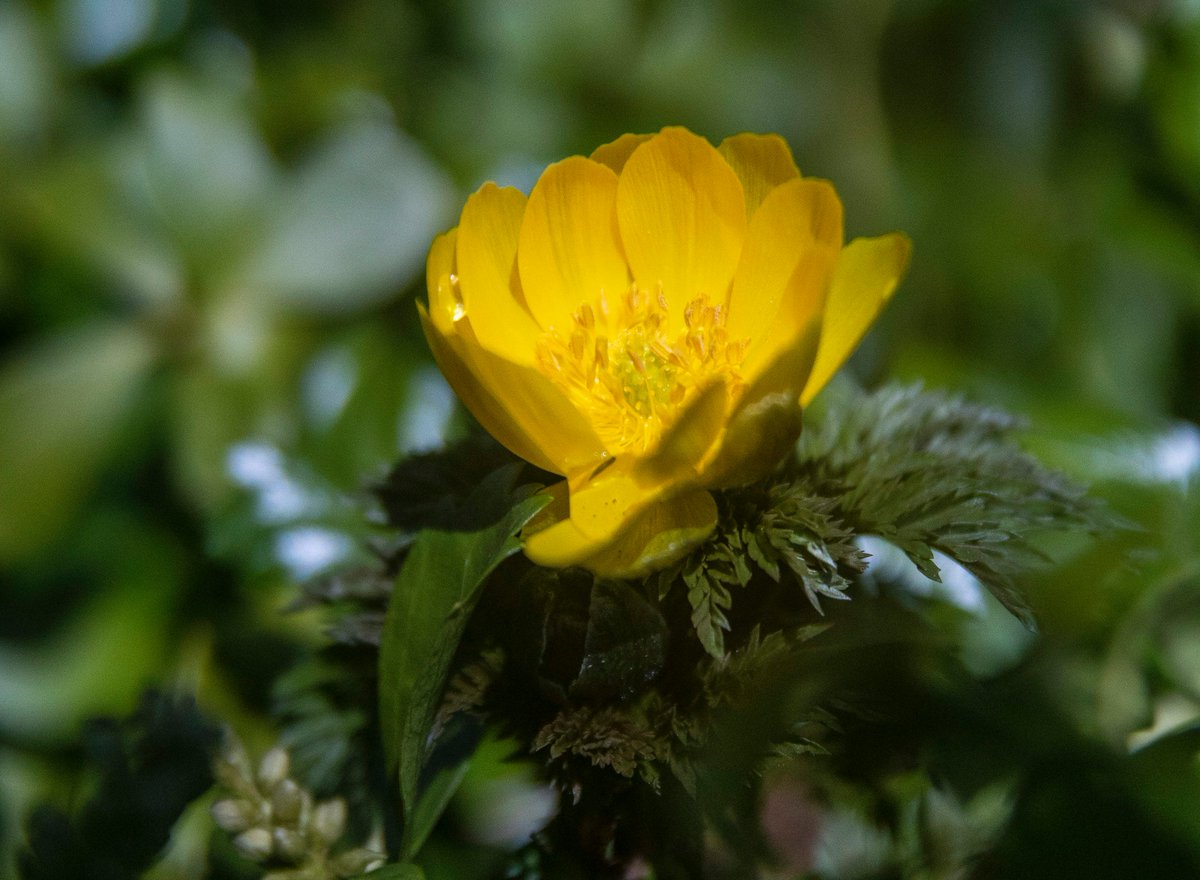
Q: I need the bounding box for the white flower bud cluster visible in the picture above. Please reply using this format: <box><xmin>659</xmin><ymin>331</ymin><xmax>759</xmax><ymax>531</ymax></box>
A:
<box><xmin>212</xmin><ymin>736</ymin><xmax>384</xmax><ymax>880</ymax></box>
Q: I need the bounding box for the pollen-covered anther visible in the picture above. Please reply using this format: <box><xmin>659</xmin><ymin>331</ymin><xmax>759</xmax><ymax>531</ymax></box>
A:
<box><xmin>536</xmin><ymin>284</ymin><xmax>748</xmax><ymax>454</ymax></box>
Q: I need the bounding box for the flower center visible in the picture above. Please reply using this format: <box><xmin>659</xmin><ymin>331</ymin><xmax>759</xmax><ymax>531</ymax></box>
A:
<box><xmin>537</xmin><ymin>285</ymin><xmax>748</xmax><ymax>455</ymax></box>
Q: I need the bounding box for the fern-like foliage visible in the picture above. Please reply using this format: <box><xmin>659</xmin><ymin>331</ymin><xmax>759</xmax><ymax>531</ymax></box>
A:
<box><xmin>273</xmin><ymin>384</ymin><xmax>1113</xmax><ymax>877</ymax></box>
<box><xmin>793</xmin><ymin>384</ymin><xmax>1108</xmax><ymax>629</ymax></box>
<box><xmin>667</xmin><ymin>384</ymin><xmax>1109</xmax><ymax>654</ymax></box>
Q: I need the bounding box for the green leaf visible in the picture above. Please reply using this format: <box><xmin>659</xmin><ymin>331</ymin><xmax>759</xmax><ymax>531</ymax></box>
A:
<box><xmin>0</xmin><ymin>321</ymin><xmax>155</xmax><ymax>561</ymax></box>
<box><xmin>570</xmin><ymin>580</ymin><xmax>668</xmax><ymax>701</ymax></box>
<box><xmin>686</xmin><ymin>565</ymin><xmax>732</xmax><ymax>659</ymax></box>
<box><xmin>377</xmin><ymin>464</ymin><xmax>548</xmax><ymax>858</ymax></box>
<box><xmin>794</xmin><ymin>384</ymin><xmax>1110</xmax><ymax>630</ymax></box>
<box><xmin>402</xmin><ymin>758</ymin><xmax>472</xmax><ymax>862</ymax></box>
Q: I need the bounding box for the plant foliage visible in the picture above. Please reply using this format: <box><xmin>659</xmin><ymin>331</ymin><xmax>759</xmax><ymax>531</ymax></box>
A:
<box><xmin>214</xmin><ymin>384</ymin><xmax>1123</xmax><ymax>878</ymax></box>
<box><xmin>18</xmin><ymin>691</ymin><xmax>220</xmax><ymax>880</ymax></box>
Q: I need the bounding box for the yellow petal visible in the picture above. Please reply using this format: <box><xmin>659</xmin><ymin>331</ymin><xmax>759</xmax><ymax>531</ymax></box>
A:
<box><xmin>699</xmin><ymin>316</ymin><xmax>822</xmax><ymax>488</ymax></box>
<box><xmin>452</xmin><ymin>317</ymin><xmax>609</xmax><ymax>475</ymax></box>
<box><xmin>523</xmin><ymin>380</ymin><xmax>727</xmax><ymax>551</ymax></box>
<box><xmin>726</xmin><ymin>177</ymin><xmax>842</xmax><ymax>345</ymax></box>
<box><xmin>740</xmin><ymin>230</ymin><xmax>838</xmax><ymax>384</ymax></box>
<box><xmin>718</xmin><ymin>132</ymin><xmax>801</xmax><ymax>218</ymax></box>
<box><xmin>643</xmin><ymin>380</ymin><xmax>729</xmax><ymax>481</ymax></box>
<box><xmin>418</xmin><ymin>303</ymin><xmax>559</xmax><ymax>473</ymax></box>
<box><xmin>616</xmin><ymin>127</ymin><xmax>747</xmax><ymax>334</ymax></box>
<box><xmin>565</xmin><ymin>460</ymin><xmax>660</xmax><ymax>543</ymax></box>
<box><xmin>800</xmin><ymin>232</ymin><xmax>912</xmax><ymax>406</ymax></box>
<box><xmin>425</xmin><ymin>229</ymin><xmax>460</xmax><ymax>335</ymax></box>
<box><xmin>518</xmin><ymin>156</ymin><xmax>629</xmax><ymax>333</ymax></box>
<box><xmin>522</xmin><ymin>483</ymin><xmax>716</xmax><ymax>578</ymax></box>
<box><xmin>574</xmin><ymin>488</ymin><xmax>717</xmax><ymax>578</ymax></box>
<box><xmin>590</xmin><ymin>132</ymin><xmax>653</xmax><ymax>173</ymax></box>
<box><xmin>455</xmin><ymin>183</ymin><xmax>542</xmax><ymax>366</ymax></box>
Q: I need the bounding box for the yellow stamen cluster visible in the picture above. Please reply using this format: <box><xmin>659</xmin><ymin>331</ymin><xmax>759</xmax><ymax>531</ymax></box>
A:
<box><xmin>537</xmin><ymin>285</ymin><xmax>748</xmax><ymax>455</ymax></box>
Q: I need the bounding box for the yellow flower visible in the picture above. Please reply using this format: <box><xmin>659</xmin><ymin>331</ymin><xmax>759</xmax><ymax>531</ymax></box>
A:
<box><xmin>420</xmin><ymin>127</ymin><xmax>910</xmax><ymax>578</ymax></box>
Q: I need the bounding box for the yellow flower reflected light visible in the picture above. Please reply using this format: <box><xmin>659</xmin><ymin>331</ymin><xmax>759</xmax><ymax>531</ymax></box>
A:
<box><xmin>420</xmin><ymin>127</ymin><xmax>910</xmax><ymax>578</ymax></box>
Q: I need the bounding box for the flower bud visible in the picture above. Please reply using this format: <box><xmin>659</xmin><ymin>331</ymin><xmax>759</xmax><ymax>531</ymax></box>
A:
<box><xmin>233</xmin><ymin>827</ymin><xmax>274</xmax><ymax>862</ymax></box>
<box><xmin>257</xmin><ymin>747</ymin><xmax>291</xmax><ymax>789</ymax></box>
<box><xmin>272</xmin><ymin>826</ymin><xmax>307</xmax><ymax>863</ymax></box>
<box><xmin>270</xmin><ymin>778</ymin><xmax>305</xmax><ymax>825</ymax></box>
<box><xmin>211</xmin><ymin>798</ymin><xmax>257</xmax><ymax>833</ymax></box>
<box><xmin>213</xmin><ymin>744</ymin><xmax>258</xmax><ymax>799</ymax></box>
<box><xmin>311</xmin><ymin>798</ymin><xmax>348</xmax><ymax>844</ymax></box>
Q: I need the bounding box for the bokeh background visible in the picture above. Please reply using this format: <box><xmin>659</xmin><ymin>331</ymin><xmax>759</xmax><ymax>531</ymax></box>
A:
<box><xmin>1</xmin><ymin>0</ymin><xmax>1198</xmax><ymax>876</ymax></box>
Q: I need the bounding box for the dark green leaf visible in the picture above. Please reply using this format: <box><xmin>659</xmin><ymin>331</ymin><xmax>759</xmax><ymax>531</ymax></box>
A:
<box><xmin>403</xmin><ymin>758</ymin><xmax>472</xmax><ymax>861</ymax></box>
<box><xmin>570</xmin><ymin>580</ymin><xmax>668</xmax><ymax>702</ymax></box>
<box><xmin>686</xmin><ymin>565</ymin><xmax>733</xmax><ymax>659</ymax></box>
<box><xmin>377</xmin><ymin>464</ymin><xmax>548</xmax><ymax>857</ymax></box>
<box><xmin>351</xmin><ymin>864</ymin><xmax>426</xmax><ymax>880</ymax></box>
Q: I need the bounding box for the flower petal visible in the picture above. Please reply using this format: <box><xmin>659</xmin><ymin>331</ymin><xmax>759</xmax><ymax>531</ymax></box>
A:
<box><xmin>454</xmin><ymin>318</ymin><xmax>609</xmax><ymax>474</ymax></box>
<box><xmin>520</xmin><ymin>484</ymin><xmax>599</xmax><ymax>568</ymax></box>
<box><xmin>726</xmin><ymin>177</ymin><xmax>842</xmax><ymax>346</ymax></box>
<box><xmin>522</xmin><ymin>483</ymin><xmax>716</xmax><ymax>578</ymax></box>
<box><xmin>800</xmin><ymin>232</ymin><xmax>912</xmax><ymax>406</ymax></box>
<box><xmin>424</xmin><ymin>227</ymin><xmax>594</xmax><ymax>472</ymax></box>
<box><xmin>425</xmin><ymin>229</ymin><xmax>461</xmax><ymax>335</ymax></box>
<box><xmin>643</xmin><ymin>380</ymin><xmax>729</xmax><ymax>481</ymax></box>
<box><xmin>590</xmin><ymin>132</ymin><xmax>653</xmax><ymax>173</ymax></box>
<box><xmin>617</xmin><ymin>127</ymin><xmax>747</xmax><ymax>334</ymax></box>
<box><xmin>564</xmin><ymin>460</ymin><xmax>661</xmax><ymax>543</ymax></box>
<box><xmin>418</xmin><ymin>303</ymin><xmax>560</xmax><ymax>473</ymax></box>
<box><xmin>739</xmin><ymin>229</ymin><xmax>838</xmax><ymax>385</ymax></box>
<box><xmin>574</xmin><ymin>488</ymin><xmax>717</xmax><ymax>578</ymax></box>
<box><xmin>718</xmin><ymin>132</ymin><xmax>801</xmax><ymax>218</ymax></box>
<box><xmin>455</xmin><ymin>183</ymin><xmax>542</xmax><ymax>366</ymax></box>
<box><xmin>518</xmin><ymin>156</ymin><xmax>629</xmax><ymax>334</ymax></box>
<box><xmin>699</xmin><ymin>316</ymin><xmax>821</xmax><ymax>488</ymax></box>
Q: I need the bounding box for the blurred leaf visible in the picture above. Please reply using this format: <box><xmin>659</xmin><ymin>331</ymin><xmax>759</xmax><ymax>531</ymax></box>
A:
<box><xmin>16</xmin><ymin>690</ymin><xmax>220</xmax><ymax>880</ymax></box>
<box><xmin>0</xmin><ymin>320</ymin><xmax>155</xmax><ymax>561</ymax></box>
<box><xmin>245</xmin><ymin>119</ymin><xmax>454</xmax><ymax>314</ymax></box>
<box><xmin>20</xmin><ymin>152</ymin><xmax>184</xmax><ymax>309</ymax></box>
<box><xmin>1130</xmin><ymin>723</ymin><xmax>1200</xmax><ymax>856</ymax></box>
<box><xmin>0</xmin><ymin>530</ymin><xmax>179</xmax><ymax>742</ymax></box>
<box><xmin>377</xmin><ymin>464</ymin><xmax>547</xmax><ymax>858</ymax></box>
<box><xmin>351</xmin><ymin>864</ymin><xmax>425</xmax><ymax>880</ymax></box>
<box><xmin>1148</xmin><ymin>24</ymin><xmax>1200</xmax><ymax>198</ymax></box>
<box><xmin>403</xmin><ymin>759</ymin><xmax>471</xmax><ymax>862</ymax></box>
<box><xmin>133</xmin><ymin>71</ymin><xmax>276</xmax><ymax>256</ymax></box>
<box><xmin>0</xmin><ymin>2</ymin><xmax>52</xmax><ymax>149</ymax></box>
<box><xmin>170</xmin><ymin>363</ymin><xmax>258</xmax><ymax>511</ymax></box>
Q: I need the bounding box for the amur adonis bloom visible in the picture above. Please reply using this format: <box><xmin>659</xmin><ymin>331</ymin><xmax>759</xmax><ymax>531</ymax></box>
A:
<box><xmin>420</xmin><ymin>127</ymin><xmax>910</xmax><ymax>578</ymax></box>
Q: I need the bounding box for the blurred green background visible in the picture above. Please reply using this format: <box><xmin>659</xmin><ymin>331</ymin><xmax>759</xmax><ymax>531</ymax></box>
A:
<box><xmin>1</xmin><ymin>0</ymin><xmax>1198</xmax><ymax>876</ymax></box>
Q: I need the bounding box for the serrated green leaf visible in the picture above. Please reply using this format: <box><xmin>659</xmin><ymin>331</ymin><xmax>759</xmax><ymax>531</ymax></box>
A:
<box><xmin>377</xmin><ymin>464</ymin><xmax>548</xmax><ymax>858</ymax></box>
<box><xmin>746</xmin><ymin>533</ymin><xmax>780</xmax><ymax>582</ymax></box>
<box><xmin>688</xmin><ymin>573</ymin><xmax>732</xmax><ymax>658</ymax></box>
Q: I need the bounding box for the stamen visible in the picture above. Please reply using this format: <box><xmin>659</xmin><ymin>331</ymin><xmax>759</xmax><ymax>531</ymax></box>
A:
<box><xmin>536</xmin><ymin>284</ymin><xmax>748</xmax><ymax>454</ymax></box>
